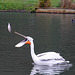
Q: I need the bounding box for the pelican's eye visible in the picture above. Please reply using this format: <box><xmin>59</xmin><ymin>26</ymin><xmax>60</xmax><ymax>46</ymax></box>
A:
<box><xmin>25</xmin><ymin>38</ymin><xmax>27</xmax><ymax>41</ymax></box>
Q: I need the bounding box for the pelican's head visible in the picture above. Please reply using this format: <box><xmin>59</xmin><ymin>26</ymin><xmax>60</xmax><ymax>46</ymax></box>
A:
<box><xmin>24</xmin><ymin>36</ymin><xmax>33</xmax><ymax>45</ymax></box>
<box><xmin>26</xmin><ymin>36</ymin><xmax>33</xmax><ymax>42</ymax></box>
<box><xmin>15</xmin><ymin>32</ymin><xmax>33</xmax><ymax>47</ymax></box>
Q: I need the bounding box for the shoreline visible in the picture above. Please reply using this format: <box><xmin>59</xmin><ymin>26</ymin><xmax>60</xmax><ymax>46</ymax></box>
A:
<box><xmin>0</xmin><ymin>9</ymin><xmax>75</xmax><ymax>14</ymax></box>
<box><xmin>0</xmin><ymin>10</ymin><xmax>30</xmax><ymax>13</ymax></box>
<box><xmin>35</xmin><ymin>8</ymin><xmax>75</xmax><ymax>14</ymax></box>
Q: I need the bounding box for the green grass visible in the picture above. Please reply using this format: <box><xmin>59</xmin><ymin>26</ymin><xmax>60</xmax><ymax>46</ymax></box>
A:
<box><xmin>72</xmin><ymin>0</ymin><xmax>75</xmax><ymax>3</ymax></box>
<box><xmin>0</xmin><ymin>0</ymin><xmax>39</xmax><ymax>11</ymax></box>
<box><xmin>0</xmin><ymin>0</ymin><xmax>74</xmax><ymax>11</ymax></box>
<box><xmin>51</xmin><ymin>0</ymin><xmax>61</xmax><ymax>7</ymax></box>
<box><xmin>51</xmin><ymin>0</ymin><xmax>75</xmax><ymax>7</ymax></box>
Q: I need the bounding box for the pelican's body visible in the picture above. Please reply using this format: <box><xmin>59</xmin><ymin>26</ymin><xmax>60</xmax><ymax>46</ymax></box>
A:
<box><xmin>15</xmin><ymin>34</ymin><xmax>69</xmax><ymax>66</ymax></box>
<box><xmin>28</xmin><ymin>37</ymin><xmax>69</xmax><ymax>65</ymax></box>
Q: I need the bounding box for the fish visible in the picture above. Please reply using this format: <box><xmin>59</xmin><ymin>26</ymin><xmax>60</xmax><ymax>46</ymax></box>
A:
<box><xmin>8</xmin><ymin>23</ymin><xmax>11</xmax><ymax>33</ymax></box>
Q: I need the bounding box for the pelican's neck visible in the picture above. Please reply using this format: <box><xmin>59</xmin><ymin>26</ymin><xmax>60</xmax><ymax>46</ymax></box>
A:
<box><xmin>30</xmin><ymin>40</ymin><xmax>39</xmax><ymax>64</ymax></box>
<box><xmin>30</xmin><ymin>40</ymin><xmax>35</xmax><ymax>56</ymax></box>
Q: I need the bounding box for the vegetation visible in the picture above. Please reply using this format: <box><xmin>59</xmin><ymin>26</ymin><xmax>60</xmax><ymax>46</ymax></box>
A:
<box><xmin>61</xmin><ymin>0</ymin><xmax>75</xmax><ymax>9</ymax></box>
<box><xmin>39</xmin><ymin>0</ymin><xmax>75</xmax><ymax>8</ymax></box>
<box><xmin>72</xmin><ymin>0</ymin><xmax>75</xmax><ymax>3</ymax></box>
<box><xmin>51</xmin><ymin>0</ymin><xmax>61</xmax><ymax>7</ymax></box>
<box><xmin>0</xmin><ymin>0</ymin><xmax>39</xmax><ymax>11</ymax></box>
<box><xmin>0</xmin><ymin>0</ymin><xmax>74</xmax><ymax>11</ymax></box>
<box><xmin>39</xmin><ymin>0</ymin><xmax>51</xmax><ymax>7</ymax></box>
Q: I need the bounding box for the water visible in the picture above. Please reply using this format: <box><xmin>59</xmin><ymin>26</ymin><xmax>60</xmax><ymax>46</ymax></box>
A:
<box><xmin>0</xmin><ymin>12</ymin><xmax>75</xmax><ymax>75</ymax></box>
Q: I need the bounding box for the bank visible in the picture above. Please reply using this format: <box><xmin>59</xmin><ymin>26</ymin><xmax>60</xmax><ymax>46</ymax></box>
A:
<box><xmin>35</xmin><ymin>8</ymin><xmax>75</xmax><ymax>14</ymax></box>
<box><xmin>0</xmin><ymin>0</ymin><xmax>75</xmax><ymax>14</ymax></box>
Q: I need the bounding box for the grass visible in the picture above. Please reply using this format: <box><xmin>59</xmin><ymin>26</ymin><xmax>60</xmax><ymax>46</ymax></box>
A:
<box><xmin>73</xmin><ymin>0</ymin><xmax>75</xmax><ymax>3</ymax></box>
<box><xmin>0</xmin><ymin>0</ymin><xmax>39</xmax><ymax>11</ymax></box>
<box><xmin>0</xmin><ymin>0</ymin><xmax>75</xmax><ymax>11</ymax></box>
<box><xmin>51</xmin><ymin>0</ymin><xmax>61</xmax><ymax>7</ymax></box>
<box><xmin>51</xmin><ymin>0</ymin><xmax>75</xmax><ymax>7</ymax></box>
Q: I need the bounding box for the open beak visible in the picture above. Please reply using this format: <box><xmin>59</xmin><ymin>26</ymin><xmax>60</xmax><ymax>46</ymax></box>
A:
<box><xmin>15</xmin><ymin>39</ymin><xmax>27</xmax><ymax>47</ymax></box>
<box><xmin>15</xmin><ymin>39</ymin><xmax>31</xmax><ymax>47</ymax></box>
<box><xmin>14</xmin><ymin>31</ymin><xmax>31</xmax><ymax>47</ymax></box>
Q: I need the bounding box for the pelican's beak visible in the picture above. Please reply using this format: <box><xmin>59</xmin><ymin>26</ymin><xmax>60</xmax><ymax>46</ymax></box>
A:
<box><xmin>15</xmin><ymin>39</ymin><xmax>27</xmax><ymax>47</ymax></box>
<box><xmin>15</xmin><ymin>39</ymin><xmax>31</xmax><ymax>47</ymax></box>
<box><xmin>25</xmin><ymin>41</ymin><xmax>31</xmax><ymax>45</ymax></box>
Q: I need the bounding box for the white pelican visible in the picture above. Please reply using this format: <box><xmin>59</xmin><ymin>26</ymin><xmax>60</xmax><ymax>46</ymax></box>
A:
<box><xmin>15</xmin><ymin>32</ymin><xmax>69</xmax><ymax>66</ymax></box>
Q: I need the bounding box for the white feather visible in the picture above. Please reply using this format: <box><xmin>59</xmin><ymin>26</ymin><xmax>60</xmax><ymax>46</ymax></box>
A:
<box><xmin>37</xmin><ymin>52</ymin><xmax>65</xmax><ymax>61</ymax></box>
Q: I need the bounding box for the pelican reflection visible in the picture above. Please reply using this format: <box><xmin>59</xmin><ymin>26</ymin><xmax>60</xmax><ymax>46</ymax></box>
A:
<box><xmin>30</xmin><ymin>64</ymin><xmax>72</xmax><ymax>75</ymax></box>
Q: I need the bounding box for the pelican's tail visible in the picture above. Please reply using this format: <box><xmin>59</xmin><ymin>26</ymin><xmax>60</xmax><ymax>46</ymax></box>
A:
<box><xmin>66</xmin><ymin>61</ymin><xmax>70</xmax><ymax>63</ymax></box>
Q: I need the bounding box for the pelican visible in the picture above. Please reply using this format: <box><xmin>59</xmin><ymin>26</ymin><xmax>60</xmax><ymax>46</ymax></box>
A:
<box><xmin>15</xmin><ymin>32</ymin><xmax>69</xmax><ymax>66</ymax></box>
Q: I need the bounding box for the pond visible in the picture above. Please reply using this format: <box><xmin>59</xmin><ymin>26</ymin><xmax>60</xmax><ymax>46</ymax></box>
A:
<box><xmin>0</xmin><ymin>12</ymin><xmax>75</xmax><ymax>75</ymax></box>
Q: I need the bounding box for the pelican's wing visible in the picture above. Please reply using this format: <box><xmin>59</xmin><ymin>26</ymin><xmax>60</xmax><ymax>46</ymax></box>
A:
<box><xmin>15</xmin><ymin>39</ymin><xmax>26</xmax><ymax>47</ymax></box>
<box><xmin>37</xmin><ymin>52</ymin><xmax>65</xmax><ymax>61</ymax></box>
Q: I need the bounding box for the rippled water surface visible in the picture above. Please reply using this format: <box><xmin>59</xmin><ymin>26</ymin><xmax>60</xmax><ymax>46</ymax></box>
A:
<box><xmin>0</xmin><ymin>12</ymin><xmax>75</xmax><ymax>75</ymax></box>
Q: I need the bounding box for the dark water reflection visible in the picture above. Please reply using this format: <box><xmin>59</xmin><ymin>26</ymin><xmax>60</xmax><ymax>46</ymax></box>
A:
<box><xmin>0</xmin><ymin>12</ymin><xmax>75</xmax><ymax>75</ymax></box>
